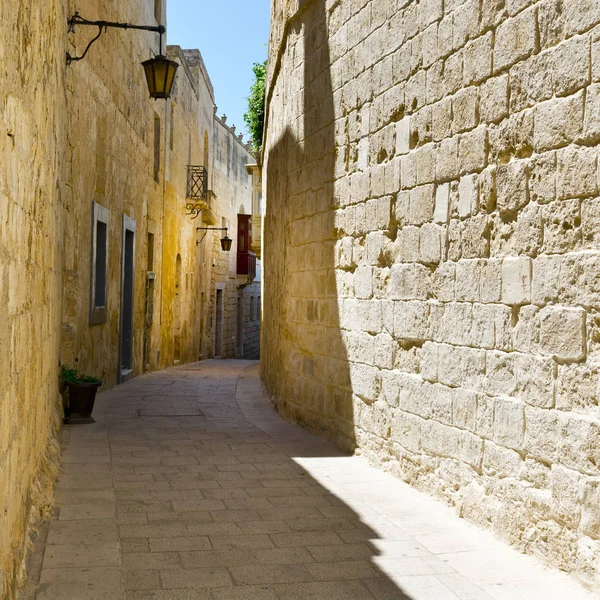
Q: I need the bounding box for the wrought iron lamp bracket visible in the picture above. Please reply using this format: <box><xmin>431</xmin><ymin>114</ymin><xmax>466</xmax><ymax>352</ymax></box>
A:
<box><xmin>66</xmin><ymin>12</ymin><xmax>166</xmax><ymax>65</ymax></box>
<box><xmin>196</xmin><ymin>227</ymin><xmax>228</xmax><ymax>246</ymax></box>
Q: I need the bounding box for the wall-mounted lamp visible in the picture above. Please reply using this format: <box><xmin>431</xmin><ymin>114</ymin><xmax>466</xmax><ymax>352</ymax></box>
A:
<box><xmin>197</xmin><ymin>228</ymin><xmax>233</xmax><ymax>252</ymax></box>
<box><xmin>66</xmin><ymin>12</ymin><xmax>179</xmax><ymax>100</ymax></box>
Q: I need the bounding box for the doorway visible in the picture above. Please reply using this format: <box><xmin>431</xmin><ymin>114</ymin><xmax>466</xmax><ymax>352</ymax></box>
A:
<box><xmin>215</xmin><ymin>287</ymin><xmax>224</xmax><ymax>357</ymax></box>
<box><xmin>119</xmin><ymin>215</ymin><xmax>136</xmax><ymax>383</ymax></box>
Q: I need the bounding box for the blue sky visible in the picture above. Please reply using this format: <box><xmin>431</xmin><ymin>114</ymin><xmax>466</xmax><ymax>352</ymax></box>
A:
<box><xmin>167</xmin><ymin>0</ymin><xmax>271</xmax><ymax>139</ymax></box>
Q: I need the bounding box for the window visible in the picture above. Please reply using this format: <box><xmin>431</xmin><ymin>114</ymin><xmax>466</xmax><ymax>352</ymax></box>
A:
<box><xmin>153</xmin><ymin>114</ymin><xmax>161</xmax><ymax>182</ymax></box>
<box><xmin>90</xmin><ymin>201</ymin><xmax>110</xmax><ymax>325</ymax></box>
<box><xmin>250</xmin><ymin>297</ymin><xmax>255</xmax><ymax>322</ymax></box>
<box><xmin>256</xmin><ymin>297</ymin><xmax>261</xmax><ymax>321</ymax></box>
<box><xmin>154</xmin><ymin>0</ymin><xmax>162</xmax><ymax>23</ymax></box>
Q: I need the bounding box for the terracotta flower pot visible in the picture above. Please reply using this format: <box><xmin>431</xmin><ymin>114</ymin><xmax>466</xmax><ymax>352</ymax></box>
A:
<box><xmin>67</xmin><ymin>381</ymin><xmax>101</xmax><ymax>418</ymax></box>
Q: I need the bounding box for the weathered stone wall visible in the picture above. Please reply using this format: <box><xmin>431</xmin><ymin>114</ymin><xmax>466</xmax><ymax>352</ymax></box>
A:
<box><xmin>263</xmin><ymin>0</ymin><xmax>600</xmax><ymax>584</ymax></box>
<box><xmin>0</xmin><ymin>2</ymin><xmax>67</xmax><ymax>597</ymax></box>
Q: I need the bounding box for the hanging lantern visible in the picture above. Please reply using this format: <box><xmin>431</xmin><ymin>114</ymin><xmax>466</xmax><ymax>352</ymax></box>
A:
<box><xmin>142</xmin><ymin>55</ymin><xmax>179</xmax><ymax>100</ymax></box>
<box><xmin>220</xmin><ymin>235</ymin><xmax>233</xmax><ymax>252</ymax></box>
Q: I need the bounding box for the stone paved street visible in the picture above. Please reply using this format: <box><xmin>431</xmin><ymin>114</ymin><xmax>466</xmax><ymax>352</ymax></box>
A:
<box><xmin>29</xmin><ymin>361</ymin><xmax>598</xmax><ymax>600</ymax></box>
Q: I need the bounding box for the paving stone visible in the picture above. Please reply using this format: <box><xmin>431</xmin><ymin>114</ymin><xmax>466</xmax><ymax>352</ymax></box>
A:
<box><xmin>54</xmin><ymin>490</ymin><xmax>114</xmax><ymax>505</ymax></box>
<box><xmin>270</xmin><ymin>531</ymin><xmax>344</xmax><ymax>547</ymax></box>
<box><xmin>125</xmin><ymin>591</ymin><xmax>211</xmax><ymax>600</ymax></box>
<box><xmin>209</xmin><ymin>534</ymin><xmax>275</xmax><ymax>551</ymax></box>
<box><xmin>148</xmin><ymin>537</ymin><xmax>211</xmax><ymax>552</ymax></box>
<box><xmin>121</xmin><ymin>552</ymin><xmax>181</xmax><ymax>570</ymax></box>
<box><xmin>121</xmin><ymin>539</ymin><xmax>150</xmax><ymax>553</ymax></box>
<box><xmin>307</xmin><ymin>543</ymin><xmax>374</xmax><ymax>562</ymax></box>
<box><xmin>211</xmin><ymin>586</ymin><xmax>278</xmax><ymax>600</ymax></box>
<box><xmin>179</xmin><ymin>550</ymin><xmax>261</xmax><ymax>569</ymax></box>
<box><xmin>229</xmin><ymin>564</ymin><xmax>314</xmax><ymax>585</ymax></box>
<box><xmin>160</xmin><ymin>567</ymin><xmax>233</xmax><ymax>588</ymax></box>
<box><xmin>237</xmin><ymin>521</ymin><xmax>291</xmax><ymax>535</ymax></box>
<box><xmin>123</xmin><ymin>569</ymin><xmax>161</xmax><ymax>590</ymax></box>
<box><xmin>46</xmin><ymin>519</ymin><xmax>119</xmax><ymax>545</ymax></box>
<box><xmin>37</xmin><ymin>567</ymin><xmax>123</xmax><ymax>599</ymax></box>
<box><xmin>119</xmin><ymin>523</ymin><xmax>189</xmax><ymax>539</ymax></box>
<box><xmin>305</xmin><ymin>560</ymin><xmax>381</xmax><ymax>580</ymax></box>
<box><xmin>254</xmin><ymin>547</ymin><xmax>315</xmax><ymax>565</ymax></box>
<box><xmin>58</xmin><ymin>504</ymin><xmax>115</xmax><ymax>521</ymax></box>
<box><xmin>270</xmin><ymin>580</ymin><xmax>376</xmax><ymax>600</ymax></box>
<box><xmin>42</xmin><ymin>543</ymin><xmax>120</xmax><ymax>569</ymax></box>
<box><xmin>186</xmin><ymin>522</ymin><xmax>242</xmax><ymax>536</ymax></box>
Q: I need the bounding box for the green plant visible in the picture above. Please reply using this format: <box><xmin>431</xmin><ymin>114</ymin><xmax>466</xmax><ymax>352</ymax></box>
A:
<box><xmin>60</xmin><ymin>365</ymin><xmax>102</xmax><ymax>385</ymax></box>
<box><xmin>244</xmin><ymin>59</ymin><xmax>267</xmax><ymax>156</ymax></box>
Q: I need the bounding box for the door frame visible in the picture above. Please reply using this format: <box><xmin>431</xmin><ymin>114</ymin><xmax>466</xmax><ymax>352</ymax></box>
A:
<box><xmin>118</xmin><ymin>214</ymin><xmax>136</xmax><ymax>383</ymax></box>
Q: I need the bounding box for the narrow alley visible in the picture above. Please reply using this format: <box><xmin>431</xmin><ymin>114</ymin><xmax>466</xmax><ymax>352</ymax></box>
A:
<box><xmin>25</xmin><ymin>361</ymin><xmax>594</xmax><ymax>600</ymax></box>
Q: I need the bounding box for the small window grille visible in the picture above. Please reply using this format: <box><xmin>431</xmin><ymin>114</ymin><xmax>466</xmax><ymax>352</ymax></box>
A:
<box><xmin>187</xmin><ymin>165</ymin><xmax>208</xmax><ymax>200</ymax></box>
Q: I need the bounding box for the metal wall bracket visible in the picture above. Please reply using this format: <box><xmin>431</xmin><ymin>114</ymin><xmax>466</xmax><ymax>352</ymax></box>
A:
<box><xmin>66</xmin><ymin>12</ymin><xmax>166</xmax><ymax>65</ymax></box>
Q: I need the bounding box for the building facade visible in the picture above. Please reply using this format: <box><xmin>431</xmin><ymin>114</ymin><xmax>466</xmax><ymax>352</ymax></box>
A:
<box><xmin>0</xmin><ymin>1</ymin><xmax>259</xmax><ymax>597</ymax></box>
<box><xmin>263</xmin><ymin>0</ymin><xmax>600</xmax><ymax>586</ymax></box>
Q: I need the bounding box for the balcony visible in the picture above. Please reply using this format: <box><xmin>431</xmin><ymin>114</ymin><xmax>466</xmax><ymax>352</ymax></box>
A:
<box><xmin>185</xmin><ymin>166</ymin><xmax>218</xmax><ymax>223</ymax></box>
<box><xmin>202</xmin><ymin>191</ymin><xmax>218</xmax><ymax>225</ymax></box>
<box><xmin>237</xmin><ymin>251</ymin><xmax>257</xmax><ymax>280</ymax></box>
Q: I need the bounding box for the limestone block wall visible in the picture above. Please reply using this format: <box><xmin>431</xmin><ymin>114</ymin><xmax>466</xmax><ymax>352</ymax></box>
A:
<box><xmin>263</xmin><ymin>0</ymin><xmax>600</xmax><ymax>584</ymax></box>
<box><xmin>0</xmin><ymin>1</ymin><xmax>67</xmax><ymax>597</ymax></box>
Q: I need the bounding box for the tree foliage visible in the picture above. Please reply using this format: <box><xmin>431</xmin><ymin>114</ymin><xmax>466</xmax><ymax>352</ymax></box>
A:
<box><xmin>244</xmin><ymin>60</ymin><xmax>267</xmax><ymax>157</ymax></box>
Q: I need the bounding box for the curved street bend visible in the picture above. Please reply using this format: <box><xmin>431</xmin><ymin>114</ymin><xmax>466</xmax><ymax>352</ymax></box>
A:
<box><xmin>24</xmin><ymin>361</ymin><xmax>596</xmax><ymax>600</ymax></box>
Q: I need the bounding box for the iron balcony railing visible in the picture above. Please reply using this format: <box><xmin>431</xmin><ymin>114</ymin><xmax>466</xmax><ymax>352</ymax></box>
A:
<box><xmin>187</xmin><ymin>165</ymin><xmax>208</xmax><ymax>200</ymax></box>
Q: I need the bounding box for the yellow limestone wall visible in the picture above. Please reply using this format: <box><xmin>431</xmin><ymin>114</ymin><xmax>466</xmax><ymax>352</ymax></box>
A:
<box><xmin>0</xmin><ymin>1</ymin><xmax>67</xmax><ymax>596</ymax></box>
<box><xmin>263</xmin><ymin>0</ymin><xmax>600</xmax><ymax>586</ymax></box>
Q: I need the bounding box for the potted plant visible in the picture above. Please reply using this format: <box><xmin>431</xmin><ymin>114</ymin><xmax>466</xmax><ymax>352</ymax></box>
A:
<box><xmin>60</xmin><ymin>366</ymin><xmax>102</xmax><ymax>424</ymax></box>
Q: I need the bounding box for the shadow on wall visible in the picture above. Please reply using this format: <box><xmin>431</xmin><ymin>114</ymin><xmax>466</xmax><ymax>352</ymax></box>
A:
<box><xmin>263</xmin><ymin>0</ymin><xmax>357</xmax><ymax>451</ymax></box>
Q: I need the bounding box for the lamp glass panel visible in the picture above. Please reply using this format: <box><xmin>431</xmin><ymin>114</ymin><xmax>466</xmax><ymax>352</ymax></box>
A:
<box><xmin>142</xmin><ymin>58</ymin><xmax>179</xmax><ymax>99</ymax></box>
<box><xmin>153</xmin><ymin>61</ymin><xmax>168</xmax><ymax>95</ymax></box>
<box><xmin>221</xmin><ymin>237</ymin><xmax>233</xmax><ymax>252</ymax></box>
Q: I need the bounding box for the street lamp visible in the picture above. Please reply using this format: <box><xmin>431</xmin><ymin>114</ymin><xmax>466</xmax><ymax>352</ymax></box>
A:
<box><xmin>197</xmin><ymin>228</ymin><xmax>233</xmax><ymax>252</ymax></box>
<box><xmin>66</xmin><ymin>12</ymin><xmax>179</xmax><ymax>100</ymax></box>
